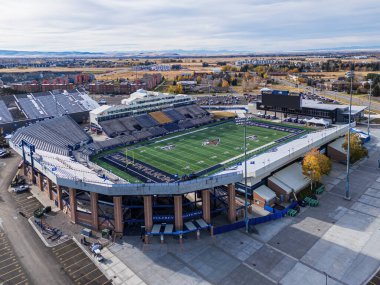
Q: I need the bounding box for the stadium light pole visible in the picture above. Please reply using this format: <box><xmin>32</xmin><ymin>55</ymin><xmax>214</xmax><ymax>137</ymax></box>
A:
<box><xmin>345</xmin><ymin>68</ymin><xmax>354</xmax><ymax>201</ymax></box>
<box><xmin>244</xmin><ymin>115</ymin><xmax>249</xmax><ymax>233</ymax></box>
<box><xmin>367</xmin><ymin>79</ymin><xmax>373</xmax><ymax>136</ymax></box>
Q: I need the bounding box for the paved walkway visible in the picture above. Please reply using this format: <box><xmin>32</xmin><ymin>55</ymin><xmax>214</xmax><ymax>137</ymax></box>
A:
<box><xmin>107</xmin><ymin>128</ymin><xmax>380</xmax><ymax>285</ymax></box>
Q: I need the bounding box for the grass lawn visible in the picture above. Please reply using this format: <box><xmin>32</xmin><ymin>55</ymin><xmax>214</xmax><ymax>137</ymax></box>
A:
<box><xmin>119</xmin><ymin>121</ymin><xmax>289</xmax><ymax>176</ymax></box>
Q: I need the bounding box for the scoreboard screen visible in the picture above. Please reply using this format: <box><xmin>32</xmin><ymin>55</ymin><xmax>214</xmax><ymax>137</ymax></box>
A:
<box><xmin>261</xmin><ymin>91</ymin><xmax>301</xmax><ymax>110</ymax></box>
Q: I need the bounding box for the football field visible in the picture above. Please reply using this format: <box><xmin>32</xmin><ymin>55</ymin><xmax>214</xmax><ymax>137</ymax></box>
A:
<box><xmin>115</xmin><ymin>121</ymin><xmax>290</xmax><ymax>177</ymax></box>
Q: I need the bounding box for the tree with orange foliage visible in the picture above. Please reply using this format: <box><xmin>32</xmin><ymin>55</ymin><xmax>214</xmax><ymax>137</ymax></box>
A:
<box><xmin>302</xmin><ymin>148</ymin><xmax>331</xmax><ymax>190</ymax></box>
<box><xmin>222</xmin><ymin>80</ymin><xmax>230</xmax><ymax>88</ymax></box>
<box><xmin>342</xmin><ymin>132</ymin><xmax>368</xmax><ymax>163</ymax></box>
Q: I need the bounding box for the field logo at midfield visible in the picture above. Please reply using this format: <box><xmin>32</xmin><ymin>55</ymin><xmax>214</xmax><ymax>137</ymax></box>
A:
<box><xmin>202</xmin><ymin>138</ymin><xmax>220</xmax><ymax>146</ymax></box>
<box><xmin>247</xmin><ymin>135</ymin><xmax>258</xmax><ymax>141</ymax></box>
<box><xmin>160</xmin><ymin>144</ymin><xmax>175</xmax><ymax>151</ymax></box>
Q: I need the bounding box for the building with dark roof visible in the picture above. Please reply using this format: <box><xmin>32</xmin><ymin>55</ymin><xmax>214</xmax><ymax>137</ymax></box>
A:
<box><xmin>256</xmin><ymin>89</ymin><xmax>367</xmax><ymax>123</ymax></box>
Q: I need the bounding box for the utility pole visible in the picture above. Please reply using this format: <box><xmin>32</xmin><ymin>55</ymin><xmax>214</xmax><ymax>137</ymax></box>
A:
<box><xmin>345</xmin><ymin>68</ymin><xmax>354</xmax><ymax>200</ymax></box>
<box><xmin>368</xmin><ymin>79</ymin><xmax>373</xmax><ymax>136</ymax></box>
<box><xmin>244</xmin><ymin>115</ymin><xmax>249</xmax><ymax>233</ymax></box>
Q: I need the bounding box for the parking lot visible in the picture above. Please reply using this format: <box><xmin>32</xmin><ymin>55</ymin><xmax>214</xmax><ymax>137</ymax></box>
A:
<box><xmin>0</xmin><ymin>229</ymin><xmax>29</xmax><ymax>285</ymax></box>
<box><xmin>52</xmin><ymin>239</ymin><xmax>111</xmax><ymax>285</ymax></box>
<box><xmin>368</xmin><ymin>270</ymin><xmax>380</xmax><ymax>285</ymax></box>
<box><xmin>11</xmin><ymin>190</ymin><xmax>43</xmax><ymax>218</ymax></box>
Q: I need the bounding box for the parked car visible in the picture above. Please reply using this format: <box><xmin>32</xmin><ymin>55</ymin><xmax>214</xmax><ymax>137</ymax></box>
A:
<box><xmin>13</xmin><ymin>185</ymin><xmax>29</xmax><ymax>193</ymax></box>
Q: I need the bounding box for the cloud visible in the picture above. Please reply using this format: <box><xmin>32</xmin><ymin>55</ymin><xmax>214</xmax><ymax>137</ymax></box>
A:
<box><xmin>0</xmin><ymin>0</ymin><xmax>379</xmax><ymax>52</ymax></box>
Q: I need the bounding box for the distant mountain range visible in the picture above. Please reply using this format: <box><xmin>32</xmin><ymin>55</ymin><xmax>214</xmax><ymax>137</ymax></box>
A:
<box><xmin>0</xmin><ymin>46</ymin><xmax>379</xmax><ymax>58</ymax></box>
<box><xmin>0</xmin><ymin>49</ymin><xmax>252</xmax><ymax>58</ymax></box>
<box><xmin>0</xmin><ymin>50</ymin><xmax>106</xmax><ymax>57</ymax></box>
<box><xmin>296</xmin><ymin>45</ymin><xmax>380</xmax><ymax>52</ymax></box>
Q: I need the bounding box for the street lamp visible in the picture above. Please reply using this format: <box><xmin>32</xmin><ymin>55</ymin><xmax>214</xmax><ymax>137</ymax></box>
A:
<box><xmin>344</xmin><ymin>68</ymin><xmax>354</xmax><ymax>200</ymax></box>
<box><xmin>367</xmin><ymin>79</ymin><xmax>373</xmax><ymax>136</ymax></box>
<box><xmin>244</xmin><ymin>115</ymin><xmax>249</xmax><ymax>233</ymax></box>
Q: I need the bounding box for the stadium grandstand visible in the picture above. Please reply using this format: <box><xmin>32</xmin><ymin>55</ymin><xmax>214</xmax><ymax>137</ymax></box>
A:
<box><xmin>0</xmin><ymin>88</ymin><xmax>99</xmax><ymax>134</ymax></box>
<box><xmin>88</xmin><ymin>89</ymin><xmax>213</xmax><ymax>140</ymax></box>
<box><xmin>12</xmin><ymin>116</ymin><xmax>92</xmax><ymax>156</ymax></box>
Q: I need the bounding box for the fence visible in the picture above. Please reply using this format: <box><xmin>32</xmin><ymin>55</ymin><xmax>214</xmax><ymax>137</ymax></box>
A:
<box><xmin>213</xmin><ymin>201</ymin><xmax>297</xmax><ymax>235</ymax></box>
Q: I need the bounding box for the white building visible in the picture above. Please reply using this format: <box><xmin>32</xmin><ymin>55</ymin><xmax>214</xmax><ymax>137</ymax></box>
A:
<box><xmin>90</xmin><ymin>89</ymin><xmax>194</xmax><ymax>126</ymax></box>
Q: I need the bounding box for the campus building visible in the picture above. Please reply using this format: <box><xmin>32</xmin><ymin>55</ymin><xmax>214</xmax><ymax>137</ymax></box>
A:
<box><xmin>256</xmin><ymin>89</ymin><xmax>367</xmax><ymax>123</ymax></box>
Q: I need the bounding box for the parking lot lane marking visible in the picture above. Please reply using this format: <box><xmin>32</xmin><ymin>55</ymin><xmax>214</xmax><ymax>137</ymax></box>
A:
<box><xmin>0</xmin><ymin>261</ymin><xmax>19</xmax><ymax>271</ymax></box>
<box><xmin>62</xmin><ymin>253</ymin><xmax>86</xmax><ymax>266</ymax></box>
<box><xmin>14</xmin><ymin>277</ymin><xmax>28</xmax><ymax>285</ymax></box>
<box><xmin>83</xmin><ymin>272</ymin><xmax>104</xmax><ymax>285</ymax></box>
<box><xmin>21</xmin><ymin>203</ymin><xmax>41</xmax><ymax>212</ymax></box>
<box><xmin>20</xmin><ymin>201</ymin><xmax>40</xmax><ymax>210</ymax></box>
<box><xmin>53</xmin><ymin>244</ymin><xmax>76</xmax><ymax>254</ymax></box>
<box><xmin>69</xmin><ymin>262</ymin><xmax>93</xmax><ymax>274</ymax></box>
<box><xmin>60</xmin><ymin>251</ymin><xmax>85</xmax><ymax>263</ymax></box>
<box><xmin>52</xmin><ymin>241</ymin><xmax>75</xmax><ymax>253</ymax></box>
<box><xmin>101</xmin><ymin>280</ymin><xmax>113</xmax><ymax>285</ymax></box>
<box><xmin>0</xmin><ymin>248</ymin><xmax>13</xmax><ymax>257</ymax></box>
<box><xmin>0</xmin><ymin>251</ymin><xmax>14</xmax><ymax>258</ymax></box>
<box><xmin>71</xmin><ymin>264</ymin><xmax>97</xmax><ymax>278</ymax></box>
<box><xmin>0</xmin><ymin>267</ymin><xmax>21</xmax><ymax>279</ymax></box>
<box><xmin>0</xmin><ymin>256</ymin><xmax>16</xmax><ymax>265</ymax></box>
<box><xmin>64</xmin><ymin>256</ymin><xmax>89</xmax><ymax>270</ymax></box>
<box><xmin>0</xmin><ymin>267</ymin><xmax>23</xmax><ymax>279</ymax></box>
<box><xmin>56</xmin><ymin>246</ymin><xmax>80</xmax><ymax>258</ymax></box>
<box><xmin>2</xmin><ymin>273</ymin><xmax>25</xmax><ymax>284</ymax></box>
<box><xmin>14</xmin><ymin>279</ymin><xmax>28</xmax><ymax>285</ymax></box>
<box><xmin>0</xmin><ymin>245</ymin><xmax>10</xmax><ymax>251</ymax></box>
<box><xmin>74</xmin><ymin>268</ymin><xmax>99</xmax><ymax>282</ymax></box>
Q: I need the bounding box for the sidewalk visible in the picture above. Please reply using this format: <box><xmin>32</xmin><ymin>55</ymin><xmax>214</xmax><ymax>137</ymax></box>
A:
<box><xmin>98</xmin><ymin>247</ymin><xmax>146</xmax><ymax>285</ymax></box>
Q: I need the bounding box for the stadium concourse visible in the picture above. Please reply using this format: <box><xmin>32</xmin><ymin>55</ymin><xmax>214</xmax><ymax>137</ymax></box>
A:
<box><xmin>8</xmin><ymin>90</ymin><xmax>349</xmax><ymax>242</ymax></box>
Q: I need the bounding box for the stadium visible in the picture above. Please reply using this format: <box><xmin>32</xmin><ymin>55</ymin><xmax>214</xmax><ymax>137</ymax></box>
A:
<box><xmin>9</xmin><ymin>89</ymin><xmax>350</xmax><ymax>241</ymax></box>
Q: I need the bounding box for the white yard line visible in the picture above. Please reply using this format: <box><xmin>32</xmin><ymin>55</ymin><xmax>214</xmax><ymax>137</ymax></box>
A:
<box><xmin>153</xmin><ymin>127</ymin><xmax>209</xmax><ymax>143</ymax></box>
<box><xmin>220</xmin><ymin>141</ymin><xmax>275</xmax><ymax>165</ymax></box>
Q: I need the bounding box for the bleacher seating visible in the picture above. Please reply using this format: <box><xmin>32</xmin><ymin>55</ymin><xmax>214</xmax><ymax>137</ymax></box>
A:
<box><xmin>148</xmin><ymin>127</ymin><xmax>167</xmax><ymax>137</ymax></box>
<box><xmin>119</xmin><ymin>116</ymin><xmax>141</xmax><ymax>132</ymax></box>
<box><xmin>149</xmin><ymin>111</ymin><xmax>172</xmax><ymax>124</ymax></box>
<box><xmin>163</xmin><ymin>109</ymin><xmax>186</xmax><ymax>121</ymax></box>
<box><xmin>94</xmin><ymin>103</ymin><xmax>214</xmax><ymax>150</ymax></box>
<box><xmin>11</xmin><ymin>116</ymin><xmax>92</xmax><ymax>156</ymax></box>
<box><xmin>176</xmin><ymin>106</ymin><xmax>194</xmax><ymax>118</ymax></box>
<box><xmin>178</xmin><ymin>119</ymin><xmax>194</xmax><ymax>129</ymax></box>
<box><xmin>163</xmin><ymin>122</ymin><xmax>180</xmax><ymax>132</ymax></box>
<box><xmin>134</xmin><ymin>114</ymin><xmax>159</xmax><ymax>128</ymax></box>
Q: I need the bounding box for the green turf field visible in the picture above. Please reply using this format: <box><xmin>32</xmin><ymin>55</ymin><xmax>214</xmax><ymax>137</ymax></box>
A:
<box><xmin>119</xmin><ymin>121</ymin><xmax>289</xmax><ymax>176</ymax></box>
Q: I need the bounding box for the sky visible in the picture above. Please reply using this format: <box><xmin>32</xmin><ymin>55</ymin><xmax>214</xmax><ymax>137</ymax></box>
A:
<box><xmin>0</xmin><ymin>0</ymin><xmax>379</xmax><ymax>53</ymax></box>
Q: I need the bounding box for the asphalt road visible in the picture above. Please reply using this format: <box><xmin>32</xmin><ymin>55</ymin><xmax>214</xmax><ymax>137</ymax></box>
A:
<box><xmin>0</xmin><ymin>152</ymin><xmax>72</xmax><ymax>285</ymax></box>
<box><xmin>276</xmin><ymin>78</ymin><xmax>380</xmax><ymax>113</ymax></box>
